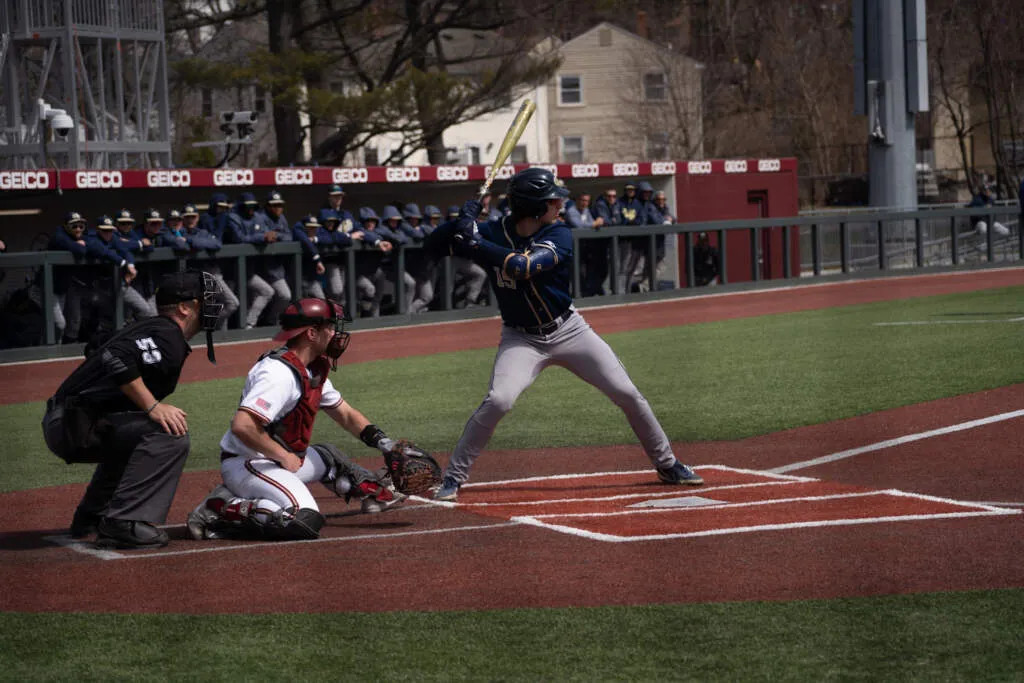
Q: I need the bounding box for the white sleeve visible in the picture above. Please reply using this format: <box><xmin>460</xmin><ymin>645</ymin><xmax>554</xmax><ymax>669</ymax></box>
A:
<box><xmin>320</xmin><ymin>377</ymin><xmax>342</xmax><ymax>409</ymax></box>
<box><xmin>237</xmin><ymin>359</ymin><xmax>301</xmax><ymax>424</ymax></box>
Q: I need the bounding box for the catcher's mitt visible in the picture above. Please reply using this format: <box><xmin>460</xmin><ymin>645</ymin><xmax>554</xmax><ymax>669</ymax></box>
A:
<box><xmin>382</xmin><ymin>440</ymin><xmax>442</xmax><ymax>495</ymax></box>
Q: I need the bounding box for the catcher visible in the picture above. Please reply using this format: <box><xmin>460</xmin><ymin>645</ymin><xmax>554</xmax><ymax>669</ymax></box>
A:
<box><xmin>187</xmin><ymin>297</ymin><xmax>439</xmax><ymax>541</ymax></box>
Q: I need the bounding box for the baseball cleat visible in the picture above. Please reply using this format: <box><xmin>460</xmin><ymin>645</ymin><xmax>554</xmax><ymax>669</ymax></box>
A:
<box><xmin>95</xmin><ymin>518</ymin><xmax>169</xmax><ymax>549</ymax></box>
<box><xmin>434</xmin><ymin>476</ymin><xmax>461</xmax><ymax>501</ymax></box>
<box><xmin>657</xmin><ymin>462</ymin><xmax>704</xmax><ymax>486</ymax></box>
<box><xmin>186</xmin><ymin>485</ymin><xmax>234</xmax><ymax>540</ymax></box>
<box><xmin>354</xmin><ymin>480</ymin><xmax>407</xmax><ymax>513</ymax></box>
<box><xmin>69</xmin><ymin>508</ymin><xmax>101</xmax><ymax>539</ymax></box>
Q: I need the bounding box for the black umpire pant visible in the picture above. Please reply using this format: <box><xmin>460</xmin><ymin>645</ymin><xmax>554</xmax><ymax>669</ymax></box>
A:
<box><xmin>42</xmin><ymin>400</ymin><xmax>190</xmax><ymax>524</ymax></box>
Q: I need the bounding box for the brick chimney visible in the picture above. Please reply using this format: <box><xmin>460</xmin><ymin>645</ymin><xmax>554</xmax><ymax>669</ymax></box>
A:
<box><xmin>636</xmin><ymin>10</ymin><xmax>648</xmax><ymax>39</ymax></box>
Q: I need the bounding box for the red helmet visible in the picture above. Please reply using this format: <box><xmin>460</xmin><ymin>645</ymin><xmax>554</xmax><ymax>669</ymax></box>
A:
<box><xmin>273</xmin><ymin>298</ymin><xmax>346</xmax><ymax>343</ymax></box>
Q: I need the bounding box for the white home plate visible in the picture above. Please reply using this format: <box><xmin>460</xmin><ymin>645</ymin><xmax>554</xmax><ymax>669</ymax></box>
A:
<box><xmin>627</xmin><ymin>496</ymin><xmax>725</xmax><ymax>509</ymax></box>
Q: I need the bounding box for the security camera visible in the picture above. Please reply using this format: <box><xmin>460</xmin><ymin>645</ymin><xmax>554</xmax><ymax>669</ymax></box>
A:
<box><xmin>219</xmin><ymin>111</ymin><xmax>258</xmax><ymax>140</ymax></box>
<box><xmin>37</xmin><ymin>99</ymin><xmax>74</xmax><ymax>139</ymax></box>
<box><xmin>50</xmin><ymin>111</ymin><xmax>73</xmax><ymax>138</ymax></box>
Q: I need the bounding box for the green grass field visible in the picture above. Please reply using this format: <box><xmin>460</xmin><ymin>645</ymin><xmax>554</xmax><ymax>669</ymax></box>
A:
<box><xmin>3</xmin><ymin>284</ymin><xmax>1024</xmax><ymax>680</ymax></box>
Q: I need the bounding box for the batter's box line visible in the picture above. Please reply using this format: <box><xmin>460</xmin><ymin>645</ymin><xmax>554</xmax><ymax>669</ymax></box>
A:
<box><xmin>414</xmin><ymin>465</ymin><xmax>816</xmax><ymax>510</ymax></box>
<box><xmin>509</xmin><ymin>489</ymin><xmax>1021</xmax><ymax>543</ymax></box>
<box><xmin>43</xmin><ymin>521</ymin><xmax>521</xmax><ymax>561</ymax></box>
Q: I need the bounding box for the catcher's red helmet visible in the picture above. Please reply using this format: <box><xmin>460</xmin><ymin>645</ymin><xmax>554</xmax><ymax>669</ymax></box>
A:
<box><xmin>273</xmin><ymin>298</ymin><xmax>346</xmax><ymax>343</ymax></box>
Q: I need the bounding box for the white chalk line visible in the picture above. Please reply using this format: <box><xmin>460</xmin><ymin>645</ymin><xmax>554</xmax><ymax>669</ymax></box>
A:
<box><xmin>45</xmin><ymin>521</ymin><xmax>520</xmax><ymax>561</ymax></box>
<box><xmin>874</xmin><ymin>316</ymin><xmax>1024</xmax><ymax>326</ymax></box>
<box><xmin>510</xmin><ymin>509</ymin><xmax>1018</xmax><ymax>543</ymax></box>
<box><xmin>769</xmin><ymin>408</ymin><xmax>1024</xmax><ymax>474</ymax></box>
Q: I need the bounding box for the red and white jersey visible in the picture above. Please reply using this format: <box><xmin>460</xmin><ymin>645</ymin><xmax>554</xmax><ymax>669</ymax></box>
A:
<box><xmin>219</xmin><ymin>355</ymin><xmax>342</xmax><ymax>459</ymax></box>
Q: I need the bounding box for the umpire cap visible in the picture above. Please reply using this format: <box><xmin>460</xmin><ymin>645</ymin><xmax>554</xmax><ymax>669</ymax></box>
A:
<box><xmin>155</xmin><ymin>271</ymin><xmax>204</xmax><ymax>307</ymax></box>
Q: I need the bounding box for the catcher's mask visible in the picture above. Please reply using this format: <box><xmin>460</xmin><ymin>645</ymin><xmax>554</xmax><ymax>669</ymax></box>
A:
<box><xmin>275</xmin><ymin>298</ymin><xmax>351</xmax><ymax>368</ymax></box>
<box><xmin>155</xmin><ymin>270</ymin><xmax>223</xmax><ymax>363</ymax></box>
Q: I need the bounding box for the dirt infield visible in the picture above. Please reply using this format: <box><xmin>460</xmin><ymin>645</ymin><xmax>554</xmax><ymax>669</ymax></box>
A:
<box><xmin>1</xmin><ymin>268</ymin><xmax>1022</xmax><ymax>614</ymax></box>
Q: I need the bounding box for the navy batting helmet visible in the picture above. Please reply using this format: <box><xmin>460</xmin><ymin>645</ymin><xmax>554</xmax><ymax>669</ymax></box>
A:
<box><xmin>507</xmin><ymin>167</ymin><xmax>569</xmax><ymax>219</ymax></box>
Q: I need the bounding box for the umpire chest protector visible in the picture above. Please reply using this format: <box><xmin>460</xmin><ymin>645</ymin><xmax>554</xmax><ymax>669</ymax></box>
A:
<box><xmin>262</xmin><ymin>347</ymin><xmax>332</xmax><ymax>454</ymax></box>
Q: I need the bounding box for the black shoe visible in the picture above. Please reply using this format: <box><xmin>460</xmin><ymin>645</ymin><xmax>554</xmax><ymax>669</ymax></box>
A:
<box><xmin>95</xmin><ymin>518</ymin><xmax>169</xmax><ymax>549</ymax></box>
<box><xmin>69</xmin><ymin>509</ymin><xmax>101</xmax><ymax>538</ymax></box>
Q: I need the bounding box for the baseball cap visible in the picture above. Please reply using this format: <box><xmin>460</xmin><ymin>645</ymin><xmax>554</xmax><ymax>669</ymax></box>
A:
<box><xmin>64</xmin><ymin>211</ymin><xmax>86</xmax><ymax>226</ymax></box>
<box><xmin>145</xmin><ymin>208</ymin><xmax>163</xmax><ymax>223</ymax></box>
<box><xmin>266</xmin><ymin>190</ymin><xmax>285</xmax><ymax>205</ymax></box>
<box><xmin>167</xmin><ymin>209</ymin><xmax>183</xmax><ymax>221</ymax></box>
<box><xmin>115</xmin><ymin>209</ymin><xmax>134</xmax><ymax>223</ymax></box>
<box><xmin>240</xmin><ymin>192</ymin><xmax>258</xmax><ymax>206</ymax></box>
<box><xmin>182</xmin><ymin>204</ymin><xmax>199</xmax><ymax>217</ymax></box>
<box><xmin>155</xmin><ymin>271</ymin><xmax>203</xmax><ymax>307</ymax></box>
<box><xmin>302</xmin><ymin>214</ymin><xmax>321</xmax><ymax>228</ymax></box>
<box><xmin>95</xmin><ymin>216</ymin><xmax>115</xmax><ymax>230</ymax></box>
<box><xmin>328</xmin><ymin>184</ymin><xmax>344</xmax><ymax>195</ymax></box>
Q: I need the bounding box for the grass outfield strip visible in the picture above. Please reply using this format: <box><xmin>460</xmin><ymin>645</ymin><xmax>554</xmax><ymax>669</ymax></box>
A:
<box><xmin>4</xmin><ymin>285</ymin><xmax>1023</xmax><ymax>493</ymax></box>
<box><xmin>1</xmin><ymin>589</ymin><xmax>1023</xmax><ymax>680</ymax></box>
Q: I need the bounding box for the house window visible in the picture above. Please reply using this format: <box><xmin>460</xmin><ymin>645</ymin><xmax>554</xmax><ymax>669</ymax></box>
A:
<box><xmin>201</xmin><ymin>88</ymin><xmax>212</xmax><ymax>118</ymax></box>
<box><xmin>467</xmin><ymin>145</ymin><xmax>481</xmax><ymax>165</ymax></box>
<box><xmin>254</xmin><ymin>86</ymin><xmax>267</xmax><ymax>114</ymax></box>
<box><xmin>645</xmin><ymin>132</ymin><xmax>670</xmax><ymax>160</ymax></box>
<box><xmin>559</xmin><ymin>75</ymin><xmax>582</xmax><ymax>105</ymax></box>
<box><xmin>599</xmin><ymin>28</ymin><xmax>612</xmax><ymax>46</ymax></box>
<box><xmin>561</xmin><ymin>135</ymin><xmax>584</xmax><ymax>163</ymax></box>
<box><xmin>511</xmin><ymin>144</ymin><xmax>528</xmax><ymax>164</ymax></box>
<box><xmin>364</xmin><ymin>148</ymin><xmax>379</xmax><ymax>166</ymax></box>
<box><xmin>644</xmin><ymin>72</ymin><xmax>667</xmax><ymax>101</ymax></box>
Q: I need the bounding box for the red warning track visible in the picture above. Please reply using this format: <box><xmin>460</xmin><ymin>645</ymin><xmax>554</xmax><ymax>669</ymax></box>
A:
<box><xmin>2</xmin><ymin>267</ymin><xmax>1024</xmax><ymax>405</ymax></box>
<box><xmin>0</xmin><ymin>269</ymin><xmax>1022</xmax><ymax>614</ymax></box>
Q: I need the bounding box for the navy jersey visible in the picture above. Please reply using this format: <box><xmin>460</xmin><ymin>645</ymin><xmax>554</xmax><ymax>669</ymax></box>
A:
<box><xmin>476</xmin><ymin>216</ymin><xmax>574</xmax><ymax>329</ymax></box>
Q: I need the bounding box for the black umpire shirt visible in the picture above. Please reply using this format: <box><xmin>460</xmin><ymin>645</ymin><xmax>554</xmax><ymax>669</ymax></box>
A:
<box><xmin>54</xmin><ymin>316</ymin><xmax>192</xmax><ymax>412</ymax></box>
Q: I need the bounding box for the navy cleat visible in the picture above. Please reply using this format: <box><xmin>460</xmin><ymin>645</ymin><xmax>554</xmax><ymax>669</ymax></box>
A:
<box><xmin>657</xmin><ymin>462</ymin><xmax>704</xmax><ymax>486</ymax></box>
<box><xmin>434</xmin><ymin>476</ymin><xmax>461</xmax><ymax>501</ymax></box>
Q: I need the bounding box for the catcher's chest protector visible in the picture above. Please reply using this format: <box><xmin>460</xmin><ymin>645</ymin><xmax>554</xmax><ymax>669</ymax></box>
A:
<box><xmin>264</xmin><ymin>348</ymin><xmax>331</xmax><ymax>453</ymax></box>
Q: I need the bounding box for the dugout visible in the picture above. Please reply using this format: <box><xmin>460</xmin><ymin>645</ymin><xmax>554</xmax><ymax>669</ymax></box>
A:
<box><xmin>0</xmin><ymin>159</ymin><xmax>798</xmax><ymax>298</ymax></box>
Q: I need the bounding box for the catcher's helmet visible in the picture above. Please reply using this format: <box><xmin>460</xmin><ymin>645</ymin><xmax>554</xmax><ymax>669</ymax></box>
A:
<box><xmin>507</xmin><ymin>167</ymin><xmax>569</xmax><ymax>219</ymax></box>
<box><xmin>274</xmin><ymin>298</ymin><xmax>351</xmax><ymax>362</ymax></box>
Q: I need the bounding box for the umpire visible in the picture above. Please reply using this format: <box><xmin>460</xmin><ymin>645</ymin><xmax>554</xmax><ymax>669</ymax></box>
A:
<box><xmin>42</xmin><ymin>271</ymin><xmax>222</xmax><ymax>549</ymax></box>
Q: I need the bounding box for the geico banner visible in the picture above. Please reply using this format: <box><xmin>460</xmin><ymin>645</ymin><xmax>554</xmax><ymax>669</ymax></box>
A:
<box><xmin>687</xmin><ymin>161</ymin><xmax>712</xmax><ymax>174</ymax></box>
<box><xmin>386</xmin><ymin>167</ymin><xmax>420</xmax><ymax>182</ymax></box>
<box><xmin>0</xmin><ymin>171</ymin><xmax>49</xmax><ymax>190</ymax></box>
<box><xmin>538</xmin><ymin>164</ymin><xmax>559</xmax><ymax>176</ymax></box>
<box><xmin>332</xmin><ymin>167</ymin><xmax>368</xmax><ymax>184</ymax></box>
<box><xmin>214</xmin><ymin>169</ymin><xmax>254</xmax><ymax>186</ymax></box>
<box><xmin>75</xmin><ymin>171</ymin><xmax>123</xmax><ymax>189</ymax></box>
<box><xmin>757</xmin><ymin>158</ymin><xmax>782</xmax><ymax>172</ymax></box>
<box><xmin>571</xmin><ymin>163</ymin><xmax>599</xmax><ymax>178</ymax></box>
<box><xmin>651</xmin><ymin>161</ymin><xmax>676</xmax><ymax>175</ymax></box>
<box><xmin>146</xmin><ymin>170</ymin><xmax>191</xmax><ymax>188</ymax></box>
<box><xmin>613</xmin><ymin>162</ymin><xmax>639</xmax><ymax>176</ymax></box>
<box><xmin>484</xmin><ymin>164</ymin><xmax>515</xmax><ymax>180</ymax></box>
<box><xmin>436</xmin><ymin>165</ymin><xmax>469</xmax><ymax>181</ymax></box>
<box><xmin>724</xmin><ymin>160</ymin><xmax>748</xmax><ymax>173</ymax></box>
<box><xmin>274</xmin><ymin>168</ymin><xmax>314</xmax><ymax>185</ymax></box>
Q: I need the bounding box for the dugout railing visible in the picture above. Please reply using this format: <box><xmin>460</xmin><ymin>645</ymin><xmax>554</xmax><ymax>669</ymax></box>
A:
<box><xmin>0</xmin><ymin>203</ymin><xmax>1020</xmax><ymax>352</ymax></box>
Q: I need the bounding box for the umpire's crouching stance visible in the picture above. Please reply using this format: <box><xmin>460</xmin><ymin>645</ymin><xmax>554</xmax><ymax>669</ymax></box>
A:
<box><xmin>42</xmin><ymin>271</ymin><xmax>222</xmax><ymax>548</ymax></box>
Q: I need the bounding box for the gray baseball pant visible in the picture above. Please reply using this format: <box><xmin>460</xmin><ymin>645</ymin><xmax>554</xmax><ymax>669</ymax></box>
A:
<box><xmin>444</xmin><ymin>311</ymin><xmax>675</xmax><ymax>484</ymax></box>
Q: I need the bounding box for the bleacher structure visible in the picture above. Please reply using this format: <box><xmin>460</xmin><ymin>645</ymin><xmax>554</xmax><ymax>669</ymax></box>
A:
<box><xmin>0</xmin><ymin>0</ymin><xmax>171</xmax><ymax>170</ymax></box>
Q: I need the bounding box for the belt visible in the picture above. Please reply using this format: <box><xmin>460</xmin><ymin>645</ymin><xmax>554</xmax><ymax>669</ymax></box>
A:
<box><xmin>220</xmin><ymin>450</ymin><xmax>242</xmax><ymax>461</ymax></box>
<box><xmin>506</xmin><ymin>309</ymin><xmax>573</xmax><ymax>336</ymax></box>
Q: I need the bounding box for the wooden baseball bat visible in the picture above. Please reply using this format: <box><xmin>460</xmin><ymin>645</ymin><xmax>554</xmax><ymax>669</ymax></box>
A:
<box><xmin>478</xmin><ymin>98</ymin><xmax>536</xmax><ymax>201</ymax></box>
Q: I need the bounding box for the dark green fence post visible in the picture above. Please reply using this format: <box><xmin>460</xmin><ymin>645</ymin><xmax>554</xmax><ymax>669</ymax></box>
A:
<box><xmin>717</xmin><ymin>229</ymin><xmax>727</xmax><ymax>284</ymax></box>
<box><xmin>915</xmin><ymin>218</ymin><xmax>924</xmax><ymax>267</ymax></box>
<box><xmin>812</xmin><ymin>223</ymin><xmax>821</xmax><ymax>276</ymax></box>
<box><xmin>877</xmin><ymin>220</ymin><xmax>885</xmax><ymax>270</ymax></box>
<box><xmin>951</xmin><ymin>216</ymin><xmax>960</xmax><ymax>265</ymax></box>
<box><xmin>43</xmin><ymin>259</ymin><xmax>56</xmax><ymax>345</ymax></box>
<box><xmin>840</xmin><ymin>222</ymin><xmax>850</xmax><ymax>273</ymax></box>
<box><xmin>684</xmin><ymin>230</ymin><xmax>695</xmax><ymax>288</ymax></box>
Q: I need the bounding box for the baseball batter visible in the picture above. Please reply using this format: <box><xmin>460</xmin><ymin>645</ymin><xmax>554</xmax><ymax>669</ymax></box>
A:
<box><xmin>425</xmin><ymin>167</ymin><xmax>703</xmax><ymax>500</ymax></box>
<box><xmin>187</xmin><ymin>298</ymin><xmax>413</xmax><ymax>541</ymax></box>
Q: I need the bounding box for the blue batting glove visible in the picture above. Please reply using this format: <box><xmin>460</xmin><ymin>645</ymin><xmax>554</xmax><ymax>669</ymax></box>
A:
<box><xmin>458</xmin><ymin>200</ymin><xmax>483</xmax><ymax>222</ymax></box>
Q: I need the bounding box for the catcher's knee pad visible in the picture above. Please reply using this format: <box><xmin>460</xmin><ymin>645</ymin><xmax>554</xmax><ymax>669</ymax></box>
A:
<box><xmin>263</xmin><ymin>506</ymin><xmax>325</xmax><ymax>541</ymax></box>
